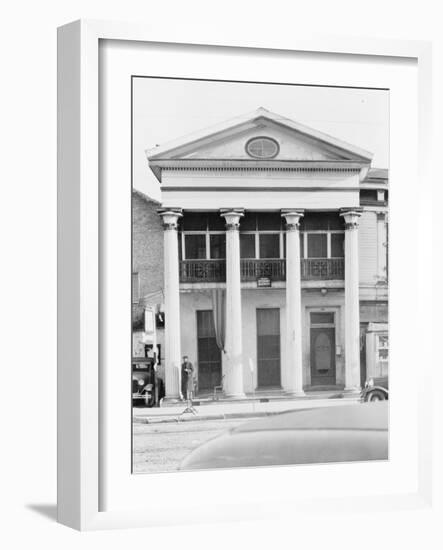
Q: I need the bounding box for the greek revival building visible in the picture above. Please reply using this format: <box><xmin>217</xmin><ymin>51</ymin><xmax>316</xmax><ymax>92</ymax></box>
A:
<box><xmin>137</xmin><ymin>108</ymin><xmax>388</xmax><ymax>400</ymax></box>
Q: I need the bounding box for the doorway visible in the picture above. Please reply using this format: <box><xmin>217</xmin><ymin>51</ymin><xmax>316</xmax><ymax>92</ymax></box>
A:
<box><xmin>310</xmin><ymin>312</ymin><xmax>336</xmax><ymax>386</ymax></box>
<box><xmin>196</xmin><ymin>310</ymin><xmax>222</xmax><ymax>391</ymax></box>
<box><xmin>256</xmin><ymin>308</ymin><xmax>281</xmax><ymax>388</ymax></box>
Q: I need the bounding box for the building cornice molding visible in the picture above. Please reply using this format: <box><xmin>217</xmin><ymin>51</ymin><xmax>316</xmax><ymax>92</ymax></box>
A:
<box><xmin>162</xmin><ymin>185</ymin><xmax>360</xmax><ymax>193</ymax></box>
<box><xmin>150</xmin><ymin>159</ymin><xmax>367</xmax><ymax>182</ymax></box>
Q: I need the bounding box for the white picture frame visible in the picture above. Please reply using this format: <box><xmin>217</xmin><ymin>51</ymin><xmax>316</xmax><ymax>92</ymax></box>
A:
<box><xmin>57</xmin><ymin>19</ymin><xmax>433</xmax><ymax>531</ymax></box>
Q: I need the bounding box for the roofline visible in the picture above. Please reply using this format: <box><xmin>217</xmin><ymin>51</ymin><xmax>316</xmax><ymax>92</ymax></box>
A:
<box><xmin>132</xmin><ymin>188</ymin><xmax>162</xmax><ymax>204</ymax></box>
<box><xmin>145</xmin><ymin>107</ymin><xmax>374</xmax><ymax>163</ymax></box>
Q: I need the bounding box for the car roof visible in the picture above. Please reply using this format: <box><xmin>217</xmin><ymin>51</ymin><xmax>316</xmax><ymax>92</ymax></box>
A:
<box><xmin>232</xmin><ymin>402</ymin><xmax>388</xmax><ymax>434</ymax></box>
<box><xmin>179</xmin><ymin>403</ymin><xmax>389</xmax><ymax>470</ymax></box>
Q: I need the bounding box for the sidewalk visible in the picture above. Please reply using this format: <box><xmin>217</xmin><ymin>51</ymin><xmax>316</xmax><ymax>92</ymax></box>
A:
<box><xmin>133</xmin><ymin>392</ymin><xmax>361</xmax><ymax>424</ymax></box>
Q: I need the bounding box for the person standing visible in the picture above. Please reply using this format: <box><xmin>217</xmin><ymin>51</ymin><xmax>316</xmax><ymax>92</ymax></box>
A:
<box><xmin>181</xmin><ymin>356</ymin><xmax>194</xmax><ymax>401</ymax></box>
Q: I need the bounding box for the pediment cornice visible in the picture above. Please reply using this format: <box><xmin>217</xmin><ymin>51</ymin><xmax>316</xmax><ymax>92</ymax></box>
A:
<box><xmin>147</xmin><ymin>107</ymin><xmax>373</xmax><ymax>183</ymax></box>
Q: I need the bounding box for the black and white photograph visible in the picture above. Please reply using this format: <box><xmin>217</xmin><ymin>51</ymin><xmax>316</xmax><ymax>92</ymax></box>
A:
<box><xmin>4</xmin><ymin>0</ymin><xmax>439</xmax><ymax>542</ymax></box>
<box><xmin>131</xmin><ymin>77</ymin><xmax>389</xmax><ymax>474</ymax></box>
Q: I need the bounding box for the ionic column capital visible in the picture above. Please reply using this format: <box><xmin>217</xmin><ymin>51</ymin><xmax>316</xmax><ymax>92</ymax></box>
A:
<box><xmin>340</xmin><ymin>208</ymin><xmax>363</xmax><ymax>230</ymax></box>
<box><xmin>281</xmin><ymin>209</ymin><xmax>305</xmax><ymax>231</ymax></box>
<box><xmin>220</xmin><ymin>208</ymin><xmax>244</xmax><ymax>230</ymax></box>
<box><xmin>158</xmin><ymin>208</ymin><xmax>183</xmax><ymax>230</ymax></box>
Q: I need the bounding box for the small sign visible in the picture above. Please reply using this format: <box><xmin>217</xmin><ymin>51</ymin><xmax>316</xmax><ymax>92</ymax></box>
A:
<box><xmin>257</xmin><ymin>277</ymin><xmax>272</xmax><ymax>288</ymax></box>
<box><xmin>144</xmin><ymin>307</ymin><xmax>155</xmax><ymax>333</ymax></box>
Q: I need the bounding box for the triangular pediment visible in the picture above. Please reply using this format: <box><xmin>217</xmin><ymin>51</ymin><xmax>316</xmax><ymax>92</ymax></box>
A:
<box><xmin>146</xmin><ymin>108</ymin><xmax>373</xmax><ymax>181</ymax></box>
<box><xmin>180</xmin><ymin>122</ymin><xmax>347</xmax><ymax>161</ymax></box>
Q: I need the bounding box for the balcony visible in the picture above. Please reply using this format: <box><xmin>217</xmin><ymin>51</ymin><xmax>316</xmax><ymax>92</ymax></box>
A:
<box><xmin>180</xmin><ymin>259</ymin><xmax>226</xmax><ymax>283</ymax></box>
<box><xmin>180</xmin><ymin>258</ymin><xmax>344</xmax><ymax>283</ymax></box>
<box><xmin>301</xmin><ymin>258</ymin><xmax>344</xmax><ymax>280</ymax></box>
<box><xmin>241</xmin><ymin>259</ymin><xmax>285</xmax><ymax>281</ymax></box>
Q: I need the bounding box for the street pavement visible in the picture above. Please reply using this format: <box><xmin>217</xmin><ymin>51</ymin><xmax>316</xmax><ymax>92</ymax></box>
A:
<box><xmin>132</xmin><ymin>394</ymin><xmax>361</xmax><ymax>474</ymax></box>
<box><xmin>133</xmin><ymin>418</ymin><xmax>243</xmax><ymax>474</ymax></box>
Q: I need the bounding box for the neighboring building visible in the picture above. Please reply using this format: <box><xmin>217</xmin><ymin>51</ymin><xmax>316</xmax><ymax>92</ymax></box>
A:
<box><xmin>132</xmin><ymin>191</ymin><xmax>165</xmax><ymax>379</ymax></box>
<box><xmin>133</xmin><ymin>107</ymin><xmax>388</xmax><ymax>400</ymax></box>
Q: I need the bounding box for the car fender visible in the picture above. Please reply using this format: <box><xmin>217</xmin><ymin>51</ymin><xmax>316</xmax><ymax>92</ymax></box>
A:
<box><xmin>366</xmin><ymin>386</ymin><xmax>389</xmax><ymax>398</ymax></box>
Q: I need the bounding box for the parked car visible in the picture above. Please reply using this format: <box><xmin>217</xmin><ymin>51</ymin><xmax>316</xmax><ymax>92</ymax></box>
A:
<box><xmin>132</xmin><ymin>357</ymin><xmax>159</xmax><ymax>407</ymax></box>
<box><xmin>179</xmin><ymin>402</ymin><xmax>388</xmax><ymax>471</ymax></box>
<box><xmin>361</xmin><ymin>376</ymin><xmax>389</xmax><ymax>402</ymax></box>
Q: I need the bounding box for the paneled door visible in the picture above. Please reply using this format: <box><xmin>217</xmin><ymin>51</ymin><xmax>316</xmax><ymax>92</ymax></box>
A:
<box><xmin>256</xmin><ymin>308</ymin><xmax>281</xmax><ymax>388</ymax></box>
<box><xmin>197</xmin><ymin>310</ymin><xmax>222</xmax><ymax>391</ymax></box>
<box><xmin>310</xmin><ymin>326</ymin><xmax>336</xmax><ymax>386</ymax></box>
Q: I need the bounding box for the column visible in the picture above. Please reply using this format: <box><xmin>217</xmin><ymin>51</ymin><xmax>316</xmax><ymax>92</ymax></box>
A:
<box><xmin>220</xmin><ymin>209</ymin><xmax>245</xmax><ymax>398</ymax></box>
<box><xmin>281</xmin><ymin>210</ymin><xmax>305</xmax><ymax>396</ymax></box>
<box><xmin>340</xmin><ymin>208</ymin><xmax>362</xmax><ymax>391</ymax></box>
<box><xmin>158</xmin><ymin>208</ymin><xmax>182</xmax><ymax>401</ymax></box>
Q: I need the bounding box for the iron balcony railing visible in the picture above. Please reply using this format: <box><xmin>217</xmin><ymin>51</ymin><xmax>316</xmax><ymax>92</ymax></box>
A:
<box><xmin>241</xmin><ymin>259</ymin><xmax>285</xmax><ymax>281</ymax></box>
<box><xmin>301</xmin><ymin>258</ymin><xmax>344</xmax><ymax>280</ymax></box>
<box><xmin>180</xmin><ymin>259</ymin><xmax>226</xmax><ymax>282</ymax></box>
<box><xmin>180</xmin><ymin>258</ymin><xmax>344</xmax><ymax>283</ymax></box>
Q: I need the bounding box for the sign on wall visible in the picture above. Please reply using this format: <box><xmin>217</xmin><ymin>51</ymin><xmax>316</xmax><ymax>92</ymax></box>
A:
<box><xmin>144</xmin><ymin>307</ymin><xmax>155</xmax><ymax>333</ymax></box>
<box><xmin>257</xmin><ymin>277</ymin><xmax>272</xmax><ymax>288</ymax></box>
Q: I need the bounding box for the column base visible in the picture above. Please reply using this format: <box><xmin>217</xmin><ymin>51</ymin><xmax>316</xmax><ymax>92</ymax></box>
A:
<box><xmin>223</xmin><ymin>392</ymin><xmax>246</xmax><ymax>399</ymax></box>
<box><xmin>283</xmin><ymin>390</ymin><xmax>306</xmax><ymax>398</ymax></box>
<box><xmin>160</xmin><ymin>396</ymin><xmax>182</xmax><ymax>406</ymax></box>
<box><xmin>343</xmin><ymin>386</ymin><xmax>361</xmax><ymax>394</ymax></box>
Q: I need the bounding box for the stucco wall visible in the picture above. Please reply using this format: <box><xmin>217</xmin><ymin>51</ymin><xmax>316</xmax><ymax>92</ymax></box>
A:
<box><xmin>131</xmin><ymin>191</ymin><xmax>386</xmax><ymax>389</ymax></box>
<box><xmin>180</xmin><ymin>287</ymin><xmax>346</xmax><ymax>392</ymax></box>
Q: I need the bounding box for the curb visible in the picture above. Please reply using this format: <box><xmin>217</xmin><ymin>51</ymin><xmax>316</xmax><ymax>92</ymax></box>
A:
<box><xmin>133</xmin><ymin>410</ymin><xmax>275</xmax><ymax>425</ymax></box>
<box><xmin>158</xmin><ymin>392</ymin><xmax>354</xmax><ymax>408</ymax></box>
<box><xmin>133</xmin><ymin>394</ymin><xmax>361</xmax><ymax>425</ymax></box>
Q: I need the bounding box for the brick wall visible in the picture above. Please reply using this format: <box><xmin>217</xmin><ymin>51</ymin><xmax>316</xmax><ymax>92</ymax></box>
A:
<box><xmin>132</xmin><ymin>190</ymin><xmax>164</xmax><ymax>324</ymax></box>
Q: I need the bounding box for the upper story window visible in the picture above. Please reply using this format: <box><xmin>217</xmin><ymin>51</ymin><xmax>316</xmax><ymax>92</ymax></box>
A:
<box><xmin>299</xmin><ymin>213</ymin><xmax>344</xmax><ymax>259</ymax></box>
<box><xmin>179</xmin><ymin>212</ymin><xmax>226</xmax><ymax>260</ymax></box>
<box><xmin>245</xmin><ymin>137</ymin><xmax>279</xmax><ymax>159</ymax></box>
<box><xmin>240</xmin><ymin>212</ymin><xmax>283</xmax><ymax>259</ymax></box>
<box><xmin>179</xmin><ymin>211</ymin><xmax>345</xmax><ymax>261</ymax></box>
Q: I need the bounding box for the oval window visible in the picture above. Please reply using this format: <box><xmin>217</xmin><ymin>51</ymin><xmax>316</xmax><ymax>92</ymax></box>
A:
<box><xmin>246</xmin><ymin>137</ymin><xmax>279</xmax><ymax>159</ymax></box>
